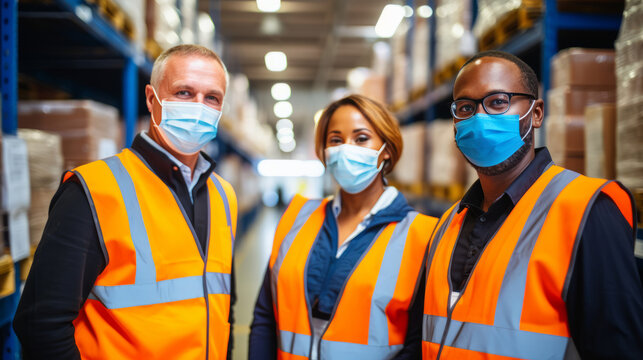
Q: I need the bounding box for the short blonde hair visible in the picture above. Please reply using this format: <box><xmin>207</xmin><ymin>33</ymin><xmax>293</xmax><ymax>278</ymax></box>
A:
<box><xmin>314</xmin><ymin>94</ymin><xmax>403</xmax><ymax>175</ymax></box>
<box><xmin>150</xmin><ymin>44</ymin><xmax>229</xmax><ymax>89</ymax></box>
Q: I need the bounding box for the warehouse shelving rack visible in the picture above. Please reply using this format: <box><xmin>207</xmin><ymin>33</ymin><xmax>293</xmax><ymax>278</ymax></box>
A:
<box><xmin>396</xmin><ymin>0</ymin><xmax>624</xmax><ymax>135</ymax></box>
<box><xmin>0</xmin><ymin>0</ymin><xmax>258</xmax><ymax>357</ymax></box>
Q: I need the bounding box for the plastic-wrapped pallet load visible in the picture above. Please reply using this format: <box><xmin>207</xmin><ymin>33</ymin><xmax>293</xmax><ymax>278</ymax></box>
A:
<box><xmin>17</xmin><ymin>100</ymin><xmax>121</xmax><ymax>170</ymax></box>
<box><xmin>434</xmin><ymin>0</ymin><xmax>475</xmax><ymax>71</ymax></box>
<box><xmin>112</xmin><ymin>0</ymin><xmax>146</xmax><ymax>50</ymax></box>
<box><xmin>545</xmin><ymin>48</ymin><xmax>616</xmax><ymax>173</ymax></box>
<box><xmin>411</xmin><ymin>16</ymin><xmax>430</xmax><ymax>97</ymax></box>
<box><xmin>17</xmin><ymin>129</ymin><xmax>63</xmax><ymax>247</ymax></box>
<box><xmin>615</xmin><ymin>0</ymin><xmax>643</xmax><ymax>191</ymax></box>
<box><xmin>391</xmin><ymin>26</ymin><xmax>409</xmax><ymax>109</ymax></box>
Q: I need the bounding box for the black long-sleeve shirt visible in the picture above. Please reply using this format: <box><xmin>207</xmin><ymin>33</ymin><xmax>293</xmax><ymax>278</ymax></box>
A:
<box><xmin>451</xmin><ymin>147</ymin><xmax>643</xmax><ymax>359</ymax></box>
<box><xmin>13</xmin><ymin>134</ymin><xmax>236</xmax><ymax>359</ymax></box>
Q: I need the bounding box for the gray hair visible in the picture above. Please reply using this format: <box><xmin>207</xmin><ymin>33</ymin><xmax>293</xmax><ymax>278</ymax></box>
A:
<box><xmin>150</xmin><ymin>44</ymin><xmax>229</xmax><ymax>90</ymax></box>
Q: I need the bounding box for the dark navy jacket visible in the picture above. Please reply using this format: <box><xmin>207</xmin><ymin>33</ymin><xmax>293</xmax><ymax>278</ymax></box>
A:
<box><xmin>249</xmin><ymin>191</ymin><xmax>425</xmax><ymax>359</ymax></box>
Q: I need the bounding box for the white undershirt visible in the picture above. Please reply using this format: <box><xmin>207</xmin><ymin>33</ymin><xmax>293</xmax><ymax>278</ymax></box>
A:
<box><xmin>141</xmin><ymin>131</ymin><xmax>211</xmax><ymax>202</ymax></box>
<box><xmin>331</xmin><ymin>186</ymin><xmax>399</xmax><ymax>258</ymax></box>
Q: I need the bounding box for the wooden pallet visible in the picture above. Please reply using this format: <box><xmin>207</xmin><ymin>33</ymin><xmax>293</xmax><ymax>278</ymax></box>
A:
<box><xmin>87</xmin><ymin>0</ymin><xmax>136</xmax><ymax>40</ymax></box>
<box><xmin>479</xmin><ymin>5</ymin><xmax>543</xmax><ymax>52</ymax></box>
<box><xmin>433</xmin><ymin>56</ymin><xmax>468</xmax><ymax>86</ymax></box>
<box><xmin>0</xmin><ymin>255</ymin><xmax>16</xmax><ymax>298</ymax></box>
<box><xmin>18</xmin><ymin>245</ymin><xmax>38</xmax><ymax>282</ymax></box>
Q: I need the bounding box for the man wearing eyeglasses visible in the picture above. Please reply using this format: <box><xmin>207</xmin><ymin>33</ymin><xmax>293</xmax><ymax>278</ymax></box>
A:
<box><xmin>421</xmin><ymin>50</ymin><xmax>643</xmax><ymax>359</ymax></box>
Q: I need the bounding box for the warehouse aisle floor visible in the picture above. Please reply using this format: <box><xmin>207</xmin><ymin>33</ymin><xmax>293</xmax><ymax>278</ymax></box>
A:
<box><xmin>232</xmin><ymin>206</ymin><xmax>281</xmax><ymax>359</ymax></box>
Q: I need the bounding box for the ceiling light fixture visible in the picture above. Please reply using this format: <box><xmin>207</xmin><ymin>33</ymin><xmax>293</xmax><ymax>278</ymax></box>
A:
<box><xmin>256</xmin><ymin>0</ymin><xmax>281</xmax><ymax>13</ymax></box>
<box><xmin>403</xmin><ymin>5</ymin><xmax>414</xmax><ymax>18</ymax></box>
<box><xmin>276</xmin><ymin>118</ymin><xmax>293</xmax><ymax>131</ymax></box>
<box><xmin>274</xmin><ymin>101</ymin><xmax>293</xmax><ymax>118</ymax></box>
<box><xmin>417</xmin><ymin>5</ymin><xmax>433</xmax><ymax>18</ymax></box>
<box><xmin>374</xmin><ymin>4</ymin><xmax>405</xmax><ymax>38</ymax></box>
<box><xmin>198</xmin><ymin>13</ymin><xmax>215</xmax><ymax>33</ymax></box>
<box><xmin>265</xmin><ymin>51</ymin><xmax>287</xmax><ymax>72</ymax></box>
<box><xmin>271</xmin><ymin>83</ymin><xmax>291</xmax><ymax>100</ymax></box>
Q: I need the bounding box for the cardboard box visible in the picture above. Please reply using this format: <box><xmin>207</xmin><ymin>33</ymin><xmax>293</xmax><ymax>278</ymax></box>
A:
<box><xmin>545</xmin><ymin>114</ymin><xmax>586</xmax><ymax>156</ymax></box>
<box><xmin>552</xmin><ymin>48</ymin><xmax>616</xmax><ymax>88</ymax></box>
<box><xmin>392</xmin><ymin>122</ymin><xmax>426</xmax><ymax>185</ymax></box>
<box><xmin>547</xmin><ymin>86</ymin><xmax>615</xmax><ymax>115</ymax></box>
<box><xmin>584</xmin><ymin>103</ymin><xmax>616</xmax><ymax>179</ymax></box>
<box><xmin>18</xmin><ymin>100</ymin><xmax>121</xmax><ymax>170</ymax></box>
<box><xmin>426</xmin><ymin>120</ymin><xmax>467</xmax><ymax>185</ymax></box>
<box><xmin>18</xmin><ymin>100</ymin><xmax>119</xmax><ymax>139</ymax></box>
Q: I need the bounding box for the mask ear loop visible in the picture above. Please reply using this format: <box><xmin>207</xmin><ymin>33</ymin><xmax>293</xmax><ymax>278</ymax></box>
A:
<box><xmin>376</xmin><ymin>143</ymin><xmax>387</xmax><ymax>171</ymax></box>
<box><xmin>519</xmin><ymin>100</ymin><xmax>536</xmax><ymax>141</ymax></box>
<box><xmin>150</xmin><ymin>87</ymin><xmax>163</xmax><ymax>129</ymax></box>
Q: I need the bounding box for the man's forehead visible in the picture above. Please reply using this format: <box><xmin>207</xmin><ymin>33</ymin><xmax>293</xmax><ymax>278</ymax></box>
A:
<box><xmin>454</xmin><ymin>57</ymin><xmax>522</xmax><ymax>96</ymax></box>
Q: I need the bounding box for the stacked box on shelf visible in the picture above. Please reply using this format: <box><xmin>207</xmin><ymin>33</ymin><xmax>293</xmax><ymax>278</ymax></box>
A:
<box><xmin>426</xmin><ymin>120</ymin><xmax>468</xmax><ymax>201</ymax></box>
<box><xmin>392</xmin><ymin>122</ymin><xmax>426</xmax><ymax>187</ymax></box>
<box><xmin>584</xmin><ymin>104</ymin><xmax>617</xmax><ymax>179</ymax></box>
<box><xmin>112</xmin><ymin>0</ymin><xmax>146</xmax><ymax>50</ymax></box>
<box><xmin>615</xmin><ymin>0</ymin><xmax>643</xmax><ymax>193</ymax></box>
<box><xmin>410</xmin><ymin>15</ymin><xmax>430</xmax><ymax>99</ymax></box>
<box><xmin>391</xmin><ymin>26</ymin><xmax>409</xmax><ymax>110</ymax></box>
<box><xmin>17</xmin><ymin>129</ymin><xmax>63</xmax><ymax>248</ymax></box>
<box><xmin>545</xmin><ymin>48</ymin><xmax>616</xmax><ymax>174</ymax></box>
<box><xmin>433</xmin><ymin>0</ymin><xmax>475</xmax><ymax>84</ymax></box>
<box><xmin>18</xmin><ymin>100</ymin><xmax>121</xmax><ymax>170</ymax></box>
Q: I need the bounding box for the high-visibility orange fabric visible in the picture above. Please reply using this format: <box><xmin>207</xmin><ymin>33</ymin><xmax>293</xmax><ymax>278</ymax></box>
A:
<box><xmin>68</xmin><ymin>149</ymin><xmax>236</xmax><ymax>359</ymax></box>
<box><xmin>272</xmin><ymin>194</ymin><xmax>438</xmax><ymax>359</ymax></box>
<box><xmin>422</xmin><ymin>166</ymin><xmax>635</xmax><ymax>359</ymax></box>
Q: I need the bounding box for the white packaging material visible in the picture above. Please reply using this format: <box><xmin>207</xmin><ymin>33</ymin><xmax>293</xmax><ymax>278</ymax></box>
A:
<box><xmin>392</xmin><ymin>123</ymin><xmax>426</xmax><ymax>185</ymax></box>
<box><xmin>411</xmin><ymin>17</ymin><xmax>430</xmax><ymax>92</ymax></box>
<box><xmin>2</xmin><ymin>136</ymin><xmax>31</xmax><ymax>212</ymax></box>
<box><xmin>8</xmin><ymin>210</ymin><xmax>30</xmax><ymax>261</ymax></box>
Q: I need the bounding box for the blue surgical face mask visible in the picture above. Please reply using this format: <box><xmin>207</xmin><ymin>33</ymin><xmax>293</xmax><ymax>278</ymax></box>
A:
<box><xmin>454</xmin><ymin>101</ymin><xmax>535</xmax><ymax>167</ymax></box>
<box><xmin>151</xmin><ymin>87</ymin><xmax>222</xmax><ymax>154</ymax></box>
<box><xmin>325</xmin><ymin>143</ymin><xmax>386</xmax><ymax>194</ymax></box>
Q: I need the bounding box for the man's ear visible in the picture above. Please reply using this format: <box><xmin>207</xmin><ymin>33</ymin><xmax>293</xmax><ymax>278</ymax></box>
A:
<box><xmin>145</xmin><ymin>84</ymin><xmax>156</xmax><ymax>115</ymax></box>
<box><xmin>532</xmin><ymin>99</ymin><xmax>545</xmax><ymax>128</ymax></box>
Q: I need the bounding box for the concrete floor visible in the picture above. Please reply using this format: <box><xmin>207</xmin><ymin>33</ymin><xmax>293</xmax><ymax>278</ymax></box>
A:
<box><xmin>232</xmin><ymin>207</ymin><xmax>281</xmax><ymax>359</ymax></box>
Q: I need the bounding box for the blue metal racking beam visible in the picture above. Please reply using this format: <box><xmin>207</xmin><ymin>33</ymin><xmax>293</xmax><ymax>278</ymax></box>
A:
<box><xmin>2</xmin><ymin>0</ymin><xmax>18</xmax><ymax>135</ymax></box>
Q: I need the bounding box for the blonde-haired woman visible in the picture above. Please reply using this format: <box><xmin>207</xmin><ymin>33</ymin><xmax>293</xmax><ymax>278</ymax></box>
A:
<box><xmin>249</xmin><ymin>94</ymin><xmax>438</xmax><ymax>359</ymax></box>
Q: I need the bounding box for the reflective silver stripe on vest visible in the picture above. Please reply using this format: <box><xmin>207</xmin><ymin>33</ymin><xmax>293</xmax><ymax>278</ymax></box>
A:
<box><xmin>209</xmin><ymin>174</ymin><xmax>234</xmax><ymax>246</ymax></box>
<box><xmin>88</xmin><ymin>157</ymin><xmax>231</xmax><ymax>309</ymax></box>
<box><xmin>90</xmin><ymin>272</ymin><xmax>230</xmax><ymax>309</ymax></box>
<box><xmin>270</xmin><ymin>199</ymin><xmax>323</xmax><ymax>310</ymax></box>
<box><xmin>422</xmin><ymin>169</ymin><xmax>579</xmax><ymax>359</ymax></box>
<box><xmin>103</xmin><ymin>156</ymin><xmax>155</xmax><ymax>284</ymax></box>
<box><xmin>368</xmin><ymin>211</ymin><xmax>419</xmax><ymax>346</ymax></box>
<box><xmin>494</xmin><ymin>169</ymin><xmax>578</xmax><ymax>329</ymax></box>
<box><xmin>279</xmin><ymin>330</ymin><xmax>312</xmax><ymax>358</ymax></box>
<box><xmin>319</xmin><ymin>339</ymin><xmax>403</xmax><ymax>360</ymax></box>
<box><xmin>278</xmin><ymin>211</ymin><xmax>420</xmax><ymax>359</ymax></box>
<box><xmin>423</xmin><ymin>314</ymin><xmax>568</xmax><ymax>359</ymax></box>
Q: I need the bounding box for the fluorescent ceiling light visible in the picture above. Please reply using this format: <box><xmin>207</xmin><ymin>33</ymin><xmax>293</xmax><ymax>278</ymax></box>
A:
<box><xmin>274</xmin><ymin>101</ymin><xmax>293</xmax><ymax>118</ymax></box>
<box><xmin>258</xmin><ymin>159</ymin><xmax>326</xmax><ymax>177</ymax></box>
<box><xmin>403</xmin><ymin>5</ymin><xmax>414</xmax><ymax>18</ymax></box>
<box><xmin>257</xmin><ymin>0</ymin><xmax>280</xmax><ymax>12</ymax></box>
<box><xmin>279</xmin><ymin>140</ymin><xmax>297</xmax><ymax>153</ymax></box>
<box><xmin>271</xmin><ymin>83</ymin><xmax>291</xmax><ymax>100</ymax></box>
<box><xmin>276</xmin><ymin>128</ymin><xmax>294</xmax><ymax>143</ymax></box>
<box><xmin>417</xmin><ymin>5</ymin><xmax>433</xmax><ymax>18</ymax></box>
<box><xmin>374</xmin><ymin>5</ymin><xmax>405</xmax><ymax>38</ymax></box>
<box><xmin>276</xmin><ymin>118</ymin><xmax>293</xmax><ymax>131</ymax></box>
<box><xmin>265</xmin><ymin>51</ymin><xmax>287</xmax><ymax>72</ymax></box>
<box><xmin>198</xmin><ymin>13</ymin><xmax>215</xmax><ymax>33</ymax></box>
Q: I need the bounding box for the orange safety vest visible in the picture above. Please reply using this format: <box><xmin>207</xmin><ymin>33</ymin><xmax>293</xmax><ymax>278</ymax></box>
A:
<box><xmin>270</xmin><ymin>194</ymin><xmax>438</xmax><ymax>360</ymax></box>
<box><xmin>65</xmin><ymin>148</ymin><xmax>237</xmax><ymax>359</ymax></box>
<box><xmin>422</xmin><ymin>165</ymin><xmax>635</xmax><ymax>359</ymax></box>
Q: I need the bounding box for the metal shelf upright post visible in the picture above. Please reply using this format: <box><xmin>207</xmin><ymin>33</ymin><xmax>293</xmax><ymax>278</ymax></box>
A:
<box><xmin>0</xmin><ymin>0</ymin><xmax>22</xmax><ymax>357</ymax></box>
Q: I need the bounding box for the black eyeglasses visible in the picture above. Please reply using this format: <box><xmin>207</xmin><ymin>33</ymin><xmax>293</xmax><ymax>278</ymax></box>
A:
<box><xmin>450</xmin><ymin>92</ymin><xmax>535</xmax><ymax>120</ymax></box>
